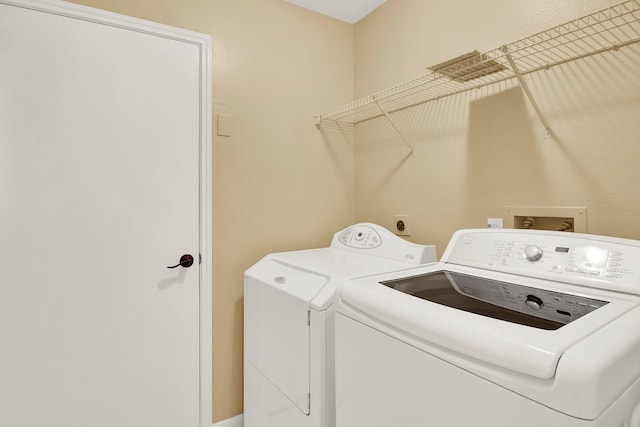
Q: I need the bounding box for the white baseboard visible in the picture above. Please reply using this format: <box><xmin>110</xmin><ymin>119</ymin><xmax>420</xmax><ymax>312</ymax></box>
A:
<box><xmin>212</xmin><ymin>414</ymin><xmax>243</xmax><ymax>427</ymax></box>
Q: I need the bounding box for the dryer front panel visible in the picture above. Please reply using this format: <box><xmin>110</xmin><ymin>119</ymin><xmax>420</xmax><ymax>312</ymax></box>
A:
<box><xmin>244</xmin><ymin>260</ymin><xmax>328</xmax><ymax>416</ymax></box>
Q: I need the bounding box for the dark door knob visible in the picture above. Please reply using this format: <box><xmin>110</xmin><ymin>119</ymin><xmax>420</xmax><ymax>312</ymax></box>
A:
<box><xmin>167</xmin><ymin>254</ymin><xmax>194</xmax><ymax>269</ymax></box>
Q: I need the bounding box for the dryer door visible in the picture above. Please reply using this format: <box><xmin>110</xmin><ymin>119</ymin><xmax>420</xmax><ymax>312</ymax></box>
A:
<box><xmin>245</xmin><ymin>260</ymin><xmax>328</xmax><ymax>415</ymax></box>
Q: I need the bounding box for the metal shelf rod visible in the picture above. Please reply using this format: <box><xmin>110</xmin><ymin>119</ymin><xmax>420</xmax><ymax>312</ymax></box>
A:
<box><xmin>374</xmin><ymin>98</ymin><xmax>415</xmax><ymax>157</ymax></box>
<box><xmin>354</xmin><ymin>74</ymin><xmax>516</xmax><ymax>125</ymax></box>
<box><xmin>504</xmin><ymin>48</ymin><xmax>553</xmax><ymax>136</ymax></box>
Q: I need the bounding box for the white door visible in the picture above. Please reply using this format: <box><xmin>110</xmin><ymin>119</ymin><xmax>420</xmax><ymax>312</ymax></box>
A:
<box><xmin>0</xmin><ymin>1</ymin><xmax>211</xmax><ymax>426</ymax></box>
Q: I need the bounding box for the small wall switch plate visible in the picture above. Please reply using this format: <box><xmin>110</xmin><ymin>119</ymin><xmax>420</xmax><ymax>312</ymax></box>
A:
<box><xmin>393</xmin><ymin>214</ymin><xmax>410</xmax><ymax>236</ymax></box>
<box><xmin>216</xmin><ymin>114</ymin><xmax>232</xmax><ymax>137</ymax></box>
<box><xmin>487</xmin><ymin>218</ymin><xmax>503</xmax><ymax>229</ymax></box>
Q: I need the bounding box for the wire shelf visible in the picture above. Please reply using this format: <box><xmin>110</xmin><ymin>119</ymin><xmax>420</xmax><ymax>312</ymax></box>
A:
<box><xmin>316</xmin><ymin>0</ymin><xmax>640</xmax><ymax>128</ymax></box>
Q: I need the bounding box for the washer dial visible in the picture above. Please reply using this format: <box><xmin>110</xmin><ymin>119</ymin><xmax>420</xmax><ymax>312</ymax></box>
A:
<box><xmin>524</xmin><ymin>245</ymin><xmax>544</xmax><ymax>262</ymax></box>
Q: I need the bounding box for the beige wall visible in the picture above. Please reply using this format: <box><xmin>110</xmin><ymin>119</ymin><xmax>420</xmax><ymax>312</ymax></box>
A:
<box><xmin>66</xmin><ymin>0</ymin><xmax>354</xmax><ymax>422</ymax></box>
<box><xmin>353</xmin><ymin>0</ymin><xmax>640</xmax><ymax>255</ymax></box>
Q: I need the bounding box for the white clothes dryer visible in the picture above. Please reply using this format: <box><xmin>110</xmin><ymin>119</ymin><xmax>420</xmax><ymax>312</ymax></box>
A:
<box><xmin>334</xmin><ymin>229</ymin><xmax>640</xmax><ymax>427</ymax></box>
<box><xmin>243</xmin><ymin>223</ymin><xmax>437</xmax><ymax>427</ymax></box>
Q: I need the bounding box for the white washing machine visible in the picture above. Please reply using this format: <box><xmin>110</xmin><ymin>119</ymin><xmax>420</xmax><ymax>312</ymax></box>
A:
<box><xmin>334</xmin><ymin>229</ymin><xmax>640</xmax><ymax>427</ymax></box>
<box><xmin>244</xmin><ymin>223</ymin><xmax>437</xmax><ymax>427</ymax></box>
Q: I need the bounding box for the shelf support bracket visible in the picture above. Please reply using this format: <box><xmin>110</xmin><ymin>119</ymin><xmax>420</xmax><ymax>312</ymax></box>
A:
<box><xmin>503</xmin><ymin>46</ymin><xmax>553</xmax><ymax>138</ymax></box>
<box><xmin>374</xmin><ymin>97</ymin><xmax>415</xmax><ymax>157</ymax></box>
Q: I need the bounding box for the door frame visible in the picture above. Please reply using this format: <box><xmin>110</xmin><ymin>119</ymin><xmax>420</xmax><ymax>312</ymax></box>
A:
<box><xmin>1</xmin><ymin>0</ymin><xmax>213</xmax><ymax>424</ymax></box>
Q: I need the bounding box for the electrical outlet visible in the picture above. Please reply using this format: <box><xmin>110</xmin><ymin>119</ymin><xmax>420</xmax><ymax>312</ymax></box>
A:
<box><xmin>487</xmin><ymin>218</ymin><xmax>503</xmax><ymax>229</ymax></box>
<box><xmin>393</xmin><ymin>214</ymin><xmax>410</xmax><ymax>236</ymax></box>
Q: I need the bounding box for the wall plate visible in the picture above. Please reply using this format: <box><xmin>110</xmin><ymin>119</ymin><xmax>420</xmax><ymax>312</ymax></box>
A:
<box><xmin>504</xmin><ymin>206</ymin><xmax>587</xmax><ymax>233</ymax></box>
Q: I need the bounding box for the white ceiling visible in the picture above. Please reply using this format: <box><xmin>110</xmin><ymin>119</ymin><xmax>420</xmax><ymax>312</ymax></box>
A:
<box><xmin>285</xmin><ymin>0</ymin><xmax>387</xmax><ymax>24</ymax></box>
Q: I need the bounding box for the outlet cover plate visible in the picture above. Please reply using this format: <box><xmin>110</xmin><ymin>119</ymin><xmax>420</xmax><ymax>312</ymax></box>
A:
<box><xmin>487</xmin><ymin>218</ymin><xmax>503</xmax><ymax>229</ymax></box>
<box><xmin>393</xmin><ymin>214</ymin><xmax>410</xmax><ymax>236</ymax></box>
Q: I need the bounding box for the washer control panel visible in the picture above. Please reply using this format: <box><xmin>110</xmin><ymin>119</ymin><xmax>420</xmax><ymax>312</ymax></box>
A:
<box><xmin>445</xmin><ymin>230</ymin><xmax>640</xmax><ymax>295</ymax></box>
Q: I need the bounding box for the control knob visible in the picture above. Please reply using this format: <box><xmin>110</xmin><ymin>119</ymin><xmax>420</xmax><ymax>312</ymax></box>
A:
<box><xmin>524</xmin><ymin>245</ymin><xmax>544</xmax><ymax>262</ymax></box>
<box><xmin>525</xmin><ymin>294</ymin><xmax>544</xmax><ymax>310</ymax></box>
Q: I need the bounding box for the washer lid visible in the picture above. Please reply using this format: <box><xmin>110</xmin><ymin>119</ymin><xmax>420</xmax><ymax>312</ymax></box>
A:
<box><xmin>336</xmin><ymin>264</ymin><xmax>639</xmax><ymax>380</ymax></box>
<box><xmin>381</xmin><ymin>270</ymin><xmax>608</xmax><ymax>329</ymax></box>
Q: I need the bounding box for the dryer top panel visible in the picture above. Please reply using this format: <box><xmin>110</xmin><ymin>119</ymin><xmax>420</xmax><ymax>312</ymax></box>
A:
<box><xmin>245</xmin><ymin>223</ymin><xmax>437</xmax><ymax>311</ymax></box>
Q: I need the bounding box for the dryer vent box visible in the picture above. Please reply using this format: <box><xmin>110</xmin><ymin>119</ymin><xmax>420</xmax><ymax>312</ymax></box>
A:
<box><xmin>504</xmin><ymin>206</ymin><xmax>587</xmax><ymax>233</ymax></box>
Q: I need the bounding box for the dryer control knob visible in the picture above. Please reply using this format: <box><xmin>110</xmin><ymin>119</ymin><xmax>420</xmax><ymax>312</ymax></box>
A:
<box><xmin>524</xmin><ymin>245</ymin><xmax>544</xmax><ymax>262</ymax></box>
<box><xmin>525</xmin><ymin>294</ymin><xmax>544</xmax><ymax>310</ymax></box>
